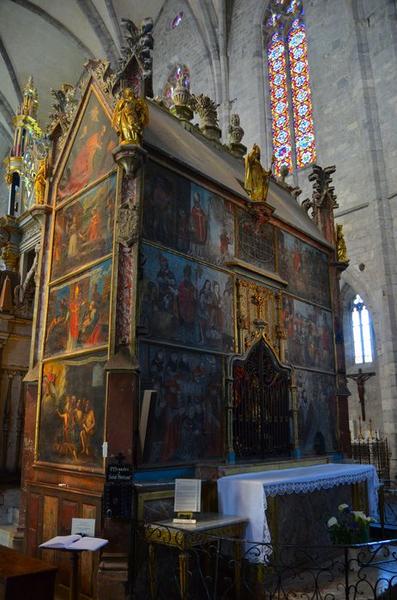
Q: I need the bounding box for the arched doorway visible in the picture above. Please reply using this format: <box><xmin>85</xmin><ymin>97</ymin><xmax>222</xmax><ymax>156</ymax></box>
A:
<box><xmin>231</xmin><ymin>337</ymin><xmax>292</xmax><ymax>460</ymax></box>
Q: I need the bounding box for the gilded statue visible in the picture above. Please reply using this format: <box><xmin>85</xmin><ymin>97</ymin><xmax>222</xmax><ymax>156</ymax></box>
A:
<box><xmin>112</xmin><ymin>87</ymin><xmax>149</xmax><ymax>145</ymax></box>
<box><xmin>335</xmin><ymin>223</ymin><xmax>348</xmax><ymax>262</ymax></box>
<box><xmin>34</xmin><ymin>157</ymin><xmax>48</xmax><ymax>205</ymax></box>
<box><xmin>244</xmin><ymin>144</ymin><xmax>273</xmax><ymax>202</ymax></box>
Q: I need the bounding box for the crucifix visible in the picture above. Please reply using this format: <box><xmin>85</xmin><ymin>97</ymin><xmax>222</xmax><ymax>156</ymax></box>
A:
<box><xmin>346</xmin><ymin>368</ymin><xmax>376</xmax><ymax>421</ymax></box>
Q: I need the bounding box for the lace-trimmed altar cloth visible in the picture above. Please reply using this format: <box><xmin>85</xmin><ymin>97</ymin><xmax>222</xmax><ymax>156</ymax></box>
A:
<box><xmin>217</xmin><ymin>463</ymin><xmax>379</xmax><ymax>561</ymax></box>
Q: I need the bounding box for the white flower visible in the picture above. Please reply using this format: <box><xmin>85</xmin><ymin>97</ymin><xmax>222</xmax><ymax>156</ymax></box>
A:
<box><xmin>352</xmin><ymin>511</ymin><xmax>367</xmax><ymax>522</ymax></box>
<box><xmin>338</xmin><ymin>503</ymin><xmax>349</xmax><ymax>512</ymax></box>
<box><xmin>327</xmin><ymin>517</ymin><xmax>338</xmax><ymax>528</ymax></box>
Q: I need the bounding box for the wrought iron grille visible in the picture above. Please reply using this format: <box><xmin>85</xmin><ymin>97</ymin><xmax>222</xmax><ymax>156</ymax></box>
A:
<box><xmin>130</xmin><ymin>521</ymin><xmax>397</xmax><ymax>599</ymax></box>
<box><xmin>351</xmin><ymin>438</ymin><xmax>390</xmax><ymax>481</ymax></box>
<box><xmin>232</xmin><ymin>338</ymin><xmax>291</xmax><ymax>459</ymax></box>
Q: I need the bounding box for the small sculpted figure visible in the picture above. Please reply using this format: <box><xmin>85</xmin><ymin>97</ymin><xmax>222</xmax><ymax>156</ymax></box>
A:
<box><xmin>244</xmin><ymin>144</ymin><xmax>273</xmax><ymax>202</ymax></box>
<box><xmin>112</xmin><ymin>87</ymin><xmax>149</xmax><ymax>145</ymax></box>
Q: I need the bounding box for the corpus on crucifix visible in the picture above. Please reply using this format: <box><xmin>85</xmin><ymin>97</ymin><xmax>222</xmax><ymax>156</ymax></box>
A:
<box><xmin>347</xmin><ymin>368</ymin><xmax>376</xmax><ymax>422</ymax></box>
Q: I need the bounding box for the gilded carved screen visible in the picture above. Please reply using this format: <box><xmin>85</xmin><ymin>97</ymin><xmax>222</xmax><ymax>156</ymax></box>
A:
<box><xmin>236</xmin><ymin>278</ymin><xmax>278</xmax><ymax>354</ymax></box>
<box><xmin>37</xmin><ymin>86</ymin><xmax>116</xmax><ymax>471</ymax></box>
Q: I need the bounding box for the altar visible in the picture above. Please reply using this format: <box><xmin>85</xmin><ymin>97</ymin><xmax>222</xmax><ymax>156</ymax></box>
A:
<box><xmin>217</xmin><ymin>463</ymin><xmax>379</xmax><ymax>558</ymax></box>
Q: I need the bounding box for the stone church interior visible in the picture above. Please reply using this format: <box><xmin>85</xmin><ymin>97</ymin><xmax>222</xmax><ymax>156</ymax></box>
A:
<box><xmin>0</xmin><ymin>0</ymin><xmax>396</xmax><ymax>598</ymax></box>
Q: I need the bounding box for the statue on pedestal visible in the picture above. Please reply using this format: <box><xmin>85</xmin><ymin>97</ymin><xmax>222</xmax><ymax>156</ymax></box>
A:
<box><xmin>112</xmin><ymin>87</ymin><xmax>149</xmax><ymax>146</ymax></box>
<box><xmin>335</xmin><ymin>223</ymin><xmax>348</xmax><ymax>263</ymax></box>
<box><xmin>244</xmin><ymin>144</ymin><xmax>273</xmax><ymax>202</ymax></box>
<box><xmin>34</xmin><ymin>157</ymin><xmax>48</xmax><ymax>205</ymax></box>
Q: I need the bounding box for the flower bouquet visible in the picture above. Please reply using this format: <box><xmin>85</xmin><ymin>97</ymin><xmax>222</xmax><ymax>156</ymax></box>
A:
<box><xmin>327</xmin><ymin>504</ymin><xmax>374</xmax><ymax>544</ymax></box>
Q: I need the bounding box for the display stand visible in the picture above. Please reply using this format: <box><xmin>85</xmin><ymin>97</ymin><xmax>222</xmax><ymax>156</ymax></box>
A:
<box><xmin>40</xmin><ymin>534</ymin><xmax>109</xmax><ymax>600</ymax></box>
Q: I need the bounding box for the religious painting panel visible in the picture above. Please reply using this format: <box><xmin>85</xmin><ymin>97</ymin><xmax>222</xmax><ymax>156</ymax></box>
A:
<box><xmin>139</xmin><ymin>243</ymin><xmax>234</xmax><ymax>353</ymax></box>
<box><xmin>38</xmin><ymin>353</ymin><xmax>107</xmax><ymax>468</ymax></box>
<box><xmin>139</xmin><ymin>342</ymin><xmax>223</xmax><ymax>464</ymax></box>
<box><xmin>142</xmin><ymin>160</ymin><xmax>235</xmax><ymax>265</ymax></box>
<box><xmin>283</xmin><ymin>295</ymin><xmax>334</xmax><ymax>371</ymax></box>
<box><xmin>236</xmin><ymin>278</ymin><xmax>278</xmax><ymax>353</ymax></box>
<box><xmin>236</xmin><ymin>208</ymin><xmax>275</xmax><ymax>271</ymax></box>
<box><xmin>57</xmin><ymin>91</ymin><xmax>117</xmax><ymax>202</ymax></box>
<box><xmin>278</xmin><ymin>230</ymin><xmax>330</xmax><ymax>307</ymax></box>
<box><xmin>295</xmin><ymin>369</ymin><xmax>337</xmax><ymax>455</ymax></box>
<box><xmin>45</xmin><ymin>259</ymin><xmax>112</xmax><ymax>357</ymax></box>
<box><xmin>52</xmin><ymin>173</ymin><xmax>115</xmax><ymax>281</ymax></box>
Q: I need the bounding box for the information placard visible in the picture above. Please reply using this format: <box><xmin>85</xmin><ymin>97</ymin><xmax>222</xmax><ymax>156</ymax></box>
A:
<box><xmin>174</xmin><ymin>479</ymin><xmax>201</xmax><ymax>513</ymax></box>
<box><xmin>71</xmin><ymin>518</ymin><xmax>96</xmax><ymax>537</ymax></box>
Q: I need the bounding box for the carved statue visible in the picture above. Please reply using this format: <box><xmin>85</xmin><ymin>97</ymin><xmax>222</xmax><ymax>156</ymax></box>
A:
<box><xmin>244</xmin><ymin>144</ymin><xmax>273</xmax><ymax>202</ymax></box>
<box><xmin>335</xmin><ymin>223</ymin><xmax>348</xmax><ymax>262</ymax></box>
<box><xmin>112</xmin><ymin>87</ymin><xmax>149</xmax><ymax>145</ymax></box>
<box><xmin>228</xmin><ymin>114</ymin><xmax>244</xmax><ymax>146</ymax></box>
<box><xmin>34</xmin><ymin>158</ymin><xmax>48</xmax><ymax>205</ymax></box>
<box><xmin>14</xmin><ymin>243</ymin><xmax>40</xmax><ymax>306</ymax></box>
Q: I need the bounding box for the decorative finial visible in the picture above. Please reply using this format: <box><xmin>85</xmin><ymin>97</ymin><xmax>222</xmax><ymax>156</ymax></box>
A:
<box><xmin>244</xmin><ymin>144</ymin><xmax>273</xmax><ymax>202</ymax></box>
<box><xmin>20</xmin><ymin>76</ymin><xmax>38</xmax><ymax>119</ymax></box>
<box><xmin>228</xmin><ymin>114</ymin><xmax>246</xmax><ymax>158</ymax></box>
<box><xmin>191</xmin><ymin>94</ymin><xmax>221</xmax><ymax>141</ymax></box>
<box><xmin>171</xmin><ymin>78</ymin><xmax>193</xmax><ymax>121</ymax></box>
<box><xmin>335</xmin><ymin>223</ymin><xmax>349</xmax><ymax>263</ymax></box>
<box><xmin>112</xmin><ymin>87</ymin><xmax>149</xmax><ymax>146</ymax></box>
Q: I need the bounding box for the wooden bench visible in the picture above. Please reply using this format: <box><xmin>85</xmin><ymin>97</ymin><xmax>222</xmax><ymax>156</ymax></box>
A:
<box><xmin>0</xmin><ymin>545</ymin><xmax>57</xmax><ymax>600</ymax></box>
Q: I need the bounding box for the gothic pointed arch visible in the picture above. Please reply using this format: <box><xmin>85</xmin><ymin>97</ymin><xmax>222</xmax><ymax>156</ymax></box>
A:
<box><xmin>229</xmin><ymin>335</ymin><xmax>292</xmax><ymax>460</ymax></box>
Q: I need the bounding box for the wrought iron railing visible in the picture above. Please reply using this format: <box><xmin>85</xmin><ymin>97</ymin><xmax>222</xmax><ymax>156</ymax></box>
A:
<box><xmin>351</xmin><ymin>438</ymin><xmax>390</xmax><ymax>481</ymax></box>
<box><xmin>128</xmin><ymin>521</ymin><xmax>397</xmax><ymax>599</ymax></box>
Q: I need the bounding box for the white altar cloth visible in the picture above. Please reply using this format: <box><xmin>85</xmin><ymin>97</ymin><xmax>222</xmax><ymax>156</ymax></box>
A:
<box><xmin>217</xmin><ymin>463</ymin><xmax>379</xmax><ymax>559</ymax></box>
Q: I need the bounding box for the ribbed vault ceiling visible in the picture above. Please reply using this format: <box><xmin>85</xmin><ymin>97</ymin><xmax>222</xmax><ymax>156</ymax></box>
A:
<box><xmin>0</xmin><ymin>0</ymin><xmax>166</xmax><ymax>176</ymax></box>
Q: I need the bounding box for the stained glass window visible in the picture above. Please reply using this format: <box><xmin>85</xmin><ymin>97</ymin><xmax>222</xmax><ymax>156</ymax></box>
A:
<box><xmin>264</xmin><ymin>0</ymin><xmax>316</xmax><ymax>175</ymax></box>
<box><xmin>162</xmin><ymin>64</ymin><xmax>190</xmax><ymax>108</ymax></box>
<box><xmin>267</xmin><ymin>32</ymin><xmax>293</xmax><ymax>174</ymax></box>
<box><xmin>288</xmin><ymin>18</ymin><xmax>316</xmax><ymax>167</ymax></box>
<box><xmin>352</xmin><ymin>295</ymin><xmax>373</xmax><ymax>364</ymax></box>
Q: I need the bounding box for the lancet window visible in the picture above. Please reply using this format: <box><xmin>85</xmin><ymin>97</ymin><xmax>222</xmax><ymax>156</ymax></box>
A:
<box><xmin>264</xmin><ymin>0</ymin><xmax>316</xmax><ymax>175</ymax></box>
<box><xmin>352</xmin><ymin>294</ymin><xmax>373</xmax><ymax>364</ymax></box>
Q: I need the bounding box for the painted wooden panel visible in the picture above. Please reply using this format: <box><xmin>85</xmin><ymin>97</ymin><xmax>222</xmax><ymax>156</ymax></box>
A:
<box><xmin>57</xmin><ymin>92</ymin><xmax>116</xmax><ymax>202</ymax></box>
<box><xmin>278</xmin><ymin>230</ymin><xmax>330</xmax><ymax>307</ymax></box>
<box><xmin>139</xmin><ymin>243</ymin><xmax>234</xmax><ymax>353</ymax></box>
<box><xmin>38</xmin><ymin>353</ymin><xmax>107</xmax><ymax>469</ymax></box>
<box><xmin>143</xmin><ymin>160</ymin><xmax>235</xmax><ymax>266</ymax></box>
<box><xmin>139</xmin><ymin>342</ymin><xmax>224</xmax><ymax>464</ymax></box>
<box><xmin>45</xmin><ymin>259</ymin><xmax>112</xmax><ymax>357</ymax></box>
<box><xmin>52</xmin><ymin>174</ymin><xmax>115</xmax><ymax>281</ymax></box>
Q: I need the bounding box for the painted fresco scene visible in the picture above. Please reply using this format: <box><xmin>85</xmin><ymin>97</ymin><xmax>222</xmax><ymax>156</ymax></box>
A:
<box><xmin>278</xmin><ymin>230</ymin><xmax>330</xmax><ymax>307</ymax></box>
<box><xmin>237</xmin><ymin>208</ymin><xmax>275</xmax><ymax>271</ymax></box>
<box><xmin>143</xmin><ymin>161</ymin><xmax>234</xmax><ymax>265</ymax></box>
<box><xmin>139</xmin><ymin>343</ymin><xmax>223</xmax><ymax>464</ymax></box>
<box><xmin>52</xmin><ymin>174</ymin><xmax>115</xmax><ymax>280</ymax></box>
<box><xmin>38</xmin><ymin>355</ymin><xmax>106</xmax><ymax>467</ymax></box>
<box><xmin>45</xmin><ymin>259</ymin><xmax>112</xmax><ymax>357</ymax></box>
<box><xmin>139</xmin><ymin>243</ymin><xmax>234</xmax><ymax>353</ymax></box>
<box><xmin>57</xmin><ymin>92</ymin><xmax>117</xmax><ymax>201</ymax></box>
<box><xmin>283</xmin><ymin>295</ymin><xmax>334</xmax><ymax>371</ymax></box>
<box><xmin>296</xmin><ymin>369</ymin><xmax>337</xmax><ymax>454</ymax></box>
